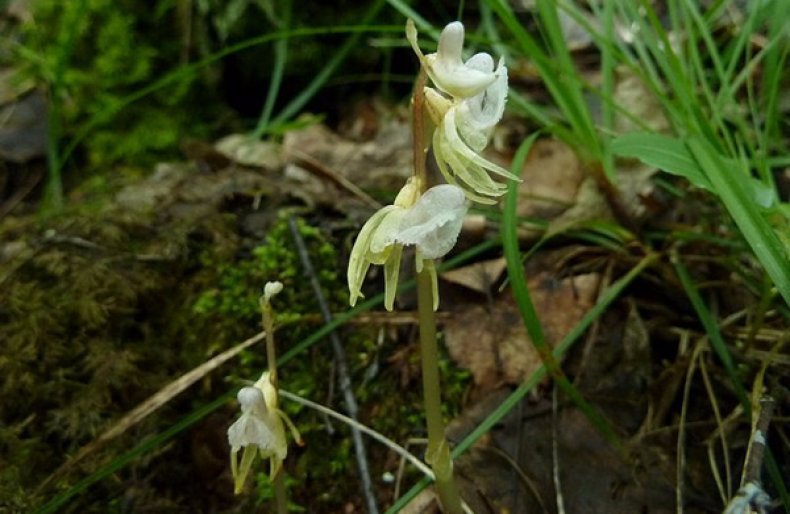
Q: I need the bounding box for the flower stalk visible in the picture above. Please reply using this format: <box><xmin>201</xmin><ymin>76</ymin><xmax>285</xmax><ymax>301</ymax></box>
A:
<box><xmin>416</xmin><ymin>268</ymin><xmax>463</xmax><ymax>513</ymax></box>
<box><xmin>412</xmin><ymin>59</ymin><xmax>464</xmax><ymax>514</ymax></box>
<box><xmin>260</xmin><ymin>282</ymin><xmax>286</xmax><ymax>514</ymax></box>
<box><xmin>347</xmin><ymin>19</ymin><xmax>513</xmax><ymax>512</ymax></box>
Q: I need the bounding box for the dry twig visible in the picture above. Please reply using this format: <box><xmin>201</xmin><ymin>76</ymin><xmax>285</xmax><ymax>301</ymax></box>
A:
<box><xmin>288</xmin><ymin>217</ymin><xmax>379</xmax><ymax>514</ymax></box>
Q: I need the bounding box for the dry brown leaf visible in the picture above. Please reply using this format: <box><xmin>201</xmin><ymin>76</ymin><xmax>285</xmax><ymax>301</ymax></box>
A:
<box><xmin>546</xmin><ymin>175</ymin><xmax>614</xmax><ymax>235</ymax></box>
<box><xmin>614</xmin><ymin>65</ymin><xmax>670</xmax><ymax>135</ymax></box>
<box><xmin>0</xmin><ymin>90</ymin><xmax>47</xmax><ymax>162</ymax></box>
<box><xmin>214</xmin><ymin>133</ymin><xmax>284</xmax><ymax>170</ymax></box>
<box><xmin>283</xmin><ymin>119</ymin><xmax>412</xmax><ymax>193</ymax></box>
<box><xmin>445</xmin><ymin>270</ymin><xmax>601</xmax><ymax>391</ymax></box>
<box><xmin>516</xmin><ymin>139</ymin><xmax>586</xmax><ymax>225</ymax></box>
<box><xmin>440</xmin><ymin>257</ymin><xmax>507</xmax><ymax>293</ymax></box>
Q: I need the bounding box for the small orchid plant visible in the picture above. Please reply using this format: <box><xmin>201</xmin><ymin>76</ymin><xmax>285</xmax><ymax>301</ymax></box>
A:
<box><xmin>227</xmin><ymin>282</ymin><xmax>301</xmax><ymax>506</ymax></box>
<box><xmin>348</xmin><ymin>20</ymin><xmax>515</xmax><ymax>311</ymax></box>
<box><xmin>347</xmin><ymin>19</ymin><xmax>515</xmax><ymax>514</ymax></box>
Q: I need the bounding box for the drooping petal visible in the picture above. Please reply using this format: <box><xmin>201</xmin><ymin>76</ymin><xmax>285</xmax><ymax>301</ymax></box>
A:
<box><xmin>347</xmin><ymin>205</ymin><xmax>399</xmax><ymax>306</ymax></box>
<box><xmin>369</xmin><ymin>208</ymin><xmax>407</xmax><ymax>258</ymax></box>
<box><xmin>227</xmin><ymin>387</ymin><xmax>284</xmax><ymax>456</ymax></box>
<box><xmin>456</xmin><ymin>57</ymin><xmax>508</xmax><ymax>151</ymax></box>
<box><xmin>232</xmin><ymin>445</ymin><xmax>258</xmax><ymax>494</ymax></box>
<box><xmin>443</xmin><ymin>107</ymin><xmax>518</xmax><ymax>181</ymax></box>
<box><xmin>432</xmin><ymin>129</ymin><xmax>498</xmax><ymax>205</ymax></box>
<box><xmin>435</xmin><ymin>122</ymin><xmax>506</xmax><ymax>197</ymax></box>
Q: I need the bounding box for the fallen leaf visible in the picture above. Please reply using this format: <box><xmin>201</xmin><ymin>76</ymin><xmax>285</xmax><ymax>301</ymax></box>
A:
<box><xmin>614</xmin><ymin>65</ymin><xmax>670</xmax><ymax>135</ymax></box>
<box><xmin>440</xmin><ymin>257</ymin><xmax>507</xmax><ymax>293</ymax></box>
<box><xmin>0</xmin><ymin>90</ymin><xmax>47</xmax><ymax>162</ymax></box>
<box><xmin>283</xmin><ymin>118</ymin><xmax>412</xmax><ymax>193</ymax></box>
<box><xmin>214</xmin><ymin>133</ymin><xmax>283</xmax><ymax>170</ymax></box>
<box><xmin>516</xmin><ymin>139</ymin><xmax>585</xmax><ymax>223</ymax></box>
<box><xmin>445</xmin><ymin>268</ymin><xmax>601</xmax><ymax>391</ymax></box>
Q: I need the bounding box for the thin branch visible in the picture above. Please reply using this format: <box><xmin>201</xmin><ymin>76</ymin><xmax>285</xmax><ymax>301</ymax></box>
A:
<box><xmin>722</xmin><ymin>397</ymin><xmax>775</xmax><ymax>514</ymax></box>
<box><xmin>279</xmin><ymin>390</ymin><xmax>433</xmax><ymax>480</ymax></box>
<box><xmin>288</xmin><ymin>217</ymin><xmax>380</xmax><ymax>514</ymax></box>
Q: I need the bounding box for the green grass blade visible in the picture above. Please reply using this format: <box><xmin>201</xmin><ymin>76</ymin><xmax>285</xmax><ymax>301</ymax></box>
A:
<box><xmin>35</xmin><ymin>395</ymin><xmax>230</xmax><ymax>514</ymax></box>
<box><xmin>43</xmin><ymin>0</ymin><xmax>89</xmax><ymax>210</ymax></box>
<box><xmin>485</xmin><ymin>0</ymin><xmax>596</xmax><ymax>158</ymax></box>
<box><xmin>60</xmin><ymin>24</ymin><xmax>404</xmax><ymax>165</ymax></box>
<box><xmin>384</xmin><ymin>0</ymin><xmax>431</xmax><ymax>32</ymax></box>
<box><xmin>267</xmin><ymin>0</ymin><xmax>388</xmax><ymax>131</ymax></box>
<box><xmin>611</xmin><ymin>133</ymin><xmax>714</xmax><ymax>191</ymax></box>
<box><xmin>535</xmin><ymin>1</ymin><xmax>600</xmax><ymax>159</ymax></box>
<box><xmin>671</xmin><ymin>251</ymin><xmax>748</xmax><ymax>407</ymax></box>
<box><xmin>685</xmin><ymin>139</ymin><xmax>790</xmax><ymax>306</ymax></box>
<box><xmin>502</xmin><ymin>136</ymin><xmax>622</xmax><ymax>448</ymax></box>
<box><xmin>672</xmin><ymin>249</ymin><xmax>790</xmax><ymax>511</ymax></box>
<box><xmin>252</xmin><ymin>0</ymin><xmax>292</xmax><ymax>137</ymax></box>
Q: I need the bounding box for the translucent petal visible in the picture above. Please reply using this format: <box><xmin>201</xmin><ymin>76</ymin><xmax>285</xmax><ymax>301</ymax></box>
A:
<box><xmin>457</xmin><ymin>58</ymin><xmax>508</xmax><ymax>151</ymax></box>
<box><xmin>396</xmin><ymin>185</ymin><xmax>468</xmax><ymax>260</ymax></box>
<box><xmin>383</xmin><ymin>244</ymin><xmax>403</xmax><ymax>311</ymax></box>
<box><xmin>347</xmin><ymin>205</ymin><xmax>398</xmax><ymax>306</ymax></box>
<box><xmin>409</xmin><ymin>20</ymin><xmax>496</xmax><ymax>98</ymax></box>
<box><xmin>369</xmin><ymin>208</ymin><xmax>407</xmax><ymax>256</ymax></box>
<box><xmin>237</xmin><ymin>386</ymin><xmax>266</xmax><ymax>415</ymax></box>
<box><xmin>443</xmin><ymin>108</ymin><xmax>519</xmax><ymax>180</ymax></box>
<box><xmin>227</xmin><ymin>411</ymin><xmax>276</xmax><ymax>450</ymax></box>
<box><xmin>432</xmin><ymin>129</ymin><xmax>498</xmax><ymax>204</ymax></box>
<box><xmin>437</xmin><ymin>122</ymin><xmax>506</xmax><ymax>196</ymax></box>
<box><xmin>436</xmin><ymin>21</ymin><xmax>465</xmax><ymax>63</ymax></box>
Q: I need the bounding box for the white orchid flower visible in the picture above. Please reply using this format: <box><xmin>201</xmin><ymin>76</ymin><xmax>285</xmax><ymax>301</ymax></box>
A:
<box><xmin>228</xmin><ymin>373</ymin><xmax>301</xmax><ymax>494</ymax></box>
<box><xmin>395</xmin><ymin>184</ymin><xmax>468</xmax><ymax>260</ymax></box>
<box><xmin>347</xmin><ymin>181</ymin><xmax>468</xmax><ymax>311</ymax></box>
<box><xmin>406</xmin><ymin>20</ymin><xmax>497</xmax><ymax>98</ymax></box>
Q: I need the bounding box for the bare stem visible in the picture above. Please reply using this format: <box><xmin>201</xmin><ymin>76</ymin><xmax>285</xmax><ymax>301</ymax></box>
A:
<box><xmin>260</xmin><ymin>298</ymin><xmax>286</xmax><ymax>514</ymax></box>
<box><xmin>416</xmin><ymin>269</ymin><xmax>463</xmax><ymax>513</ymax></box>
<box><xmin>262</xmin><ymin>300</ymin><xmax>278</xmax><ymax>388</ymax></box>
<box><xmin>412</xmin><ymin>70</ymin><xmax>429</xmax><ymax>190</ymax></box>
<box><xmin>412</xmin><ymin>61</ymin><xmax>462</xmax><ymax>513</ymax></box>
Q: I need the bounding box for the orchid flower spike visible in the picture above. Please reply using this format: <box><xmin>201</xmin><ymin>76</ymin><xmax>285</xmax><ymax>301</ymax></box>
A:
<box><xmin>427</xmin><ymin>65</ymin><xmax>518</xmax><ymax>204</ymax></box>
<box><xmin>227</xmin><ymin>372</ymin><xmax>302</xmax><ymax>494</ymax></box>
<box><xmin>347</xmin><ymin>180</ymin><xmax>468</xmax><ymax>311</ymax></box>
<box><xmin>407</xmin><ymin>19</ymin><xmax>519</xmax><ymax>203</ymax></box>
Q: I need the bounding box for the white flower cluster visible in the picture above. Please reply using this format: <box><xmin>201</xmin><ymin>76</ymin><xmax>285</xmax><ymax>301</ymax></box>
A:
<box><xmin>408</xmin><ymin>20</ymin><xmax>518</xmax><ymax>204</ymax></box>
<box><xmin>347</xmin><ymin>20</ymin><xmax>515</xmax><ymax>311</ymax></box>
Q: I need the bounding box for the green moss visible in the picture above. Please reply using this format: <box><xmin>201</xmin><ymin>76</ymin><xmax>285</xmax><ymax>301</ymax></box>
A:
<box><xmin>15</xmin><ymin>0</ymin><xmax>217</xmax><ymax>169</ymax></box>
<box><xmin>192</xmin><ymin>215</ymin><xmax>342</xmax><ymax>346</ymax></box>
